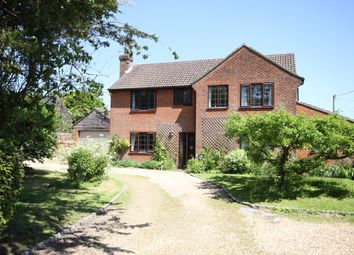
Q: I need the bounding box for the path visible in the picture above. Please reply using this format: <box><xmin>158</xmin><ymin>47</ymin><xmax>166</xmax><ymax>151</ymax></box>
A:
<box><xmin>28</xmin><ymin>165</ymin><xmax>354</xmax><ymax>255</ymax></box>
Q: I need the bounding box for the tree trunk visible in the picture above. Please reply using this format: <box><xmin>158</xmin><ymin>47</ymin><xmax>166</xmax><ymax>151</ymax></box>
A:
<box><xmin>277</xmin><ymin>148</ymin><xmax>289</xmax><ymax>188</ymax></box>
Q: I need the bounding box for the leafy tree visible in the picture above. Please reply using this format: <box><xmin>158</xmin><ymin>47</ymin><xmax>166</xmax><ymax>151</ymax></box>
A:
<box><xmin>225</xmin><ymin>110</ymin><xmax>317</xmax><ymax>186</ymax></box>
<box><xmin>0</xmin><ymin>0</ymin><xmax>165</xmax><ymax>233</ymax></box>
<box><xmin>311</xmin><ymin>114</ymin><xmax>354</xmax><ymax>160</ymax></box>
<box><xmin>63</xmin><ymin>81</ymin><xmax>105</xmax><ymax>123</ymax></box>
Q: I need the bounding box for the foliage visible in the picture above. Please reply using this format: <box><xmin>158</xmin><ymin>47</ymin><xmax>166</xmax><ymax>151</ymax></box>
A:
<box><xmin>1</xmin><ymin>170</ymin><xmax>122</xmax><ymax>254</ymax></box>
<box><xmin>286</xmin><ymin>158</ymin><xmax>325</xmax><ymax>175</ymax></box>
<box><xmin>151</xmin><ymin>140</ymin><xmax>176</xmax><ymax>170</ymax></box>
<box><xmin>138</xmin><ymin>160</ymin><xmax>162</xmax><ymax>170</ymax></box>
<box><xmin>0</xmin><ymin>151</ymin><xmax>24</xmax><ymax>234</ymax></box>
<box><xmin>308</xmin><ymin>165</ymin><xmax>354</xmax><ymax>180</ymax></box>
<box><xmin>112</xmin><ymin>159</ymin><xmax>139</xmax><ymax>168</ymax></box>
<box><xmin>186</xmin><ymin>147</ymin><xmax>224</xmax><ymax>173</ymax></box>
<box><xmin>109</xmin><ymin>135</ymin><xmax>130</xmax><ymax>160</ymax></box>
<box><xmin>187</xmin><ymin>158</ymin><xmax>205</xmax><ymax>173</ymax></box>
<box><xmin>225</xmin><ymin>110</ymin><xmax>317</xmax><ymax>187</ymax></box>
<box><xmin>311</xmin><ymin>114</ymin><xmax>354</xmax><ymax>160</ymax></box>
<box><xmin>63</xmin><ymin>81</ymin><xmax>105</xmax><ymax>123</ymax></box>
<box><xmin>223</xmin><ymin>149</ymin><xmax>251</xmax><ymax>174</ymax></box>
<box><xmin>67</xmin><ymin>148</ymin><xmax>108</xmax><ymax>187</ymax></box>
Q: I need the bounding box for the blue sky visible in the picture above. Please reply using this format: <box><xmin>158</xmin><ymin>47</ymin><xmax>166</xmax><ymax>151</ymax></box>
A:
<box><xmin>91</xmin><ymin>0</ymin><xmax>354</xmax><ymax>119</ymax></box>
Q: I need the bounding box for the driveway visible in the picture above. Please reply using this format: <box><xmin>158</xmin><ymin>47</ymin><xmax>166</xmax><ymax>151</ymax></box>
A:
<box><xmin>30</xmin><ymin>165</ymin><xmax>354</xmax><ymax>255</ymax></box>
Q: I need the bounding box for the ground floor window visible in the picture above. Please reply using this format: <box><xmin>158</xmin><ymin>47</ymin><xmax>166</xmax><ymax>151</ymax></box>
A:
<box><xmin>130</xmin><ymin>132</ymin><xmax>155</xmax><ymax>152</ymax></box>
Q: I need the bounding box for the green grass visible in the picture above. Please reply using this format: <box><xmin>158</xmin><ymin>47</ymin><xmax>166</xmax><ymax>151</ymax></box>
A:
<box><xmin>0</xmin><ymin>169</ymin><xmax>123</xmax><ymax>254</ymax></box>
<box><xmin>197</xmin><ymin>173</ymin><xmax>354</xmax><ymax>213</ymax></box>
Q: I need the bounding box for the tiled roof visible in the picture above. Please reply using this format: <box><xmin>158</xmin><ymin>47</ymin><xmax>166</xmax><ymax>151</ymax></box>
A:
<box><xmin>266</xmin><ymin>53</ymin><xmax>296</xmax><ymax>73</ymax></box>
<box><xmin>109</xmin><ymin>48</ymin><xmax>298</xmax><ymax>90</ymax></box>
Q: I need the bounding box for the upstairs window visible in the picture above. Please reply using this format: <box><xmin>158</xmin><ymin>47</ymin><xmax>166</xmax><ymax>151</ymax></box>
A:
<box><xmin>130</xmin><ymin>132</ymin><xmax>155</xmax><ymax>153</ymax></box>
<box><xmin>174</xmin><ymin>87</ymin><xmax>192</xmax><ymax>105</ymax></box>
<box><xmin>131</xmin><ymin>90</ymin><xmax>156</xmax><ymax>111</ymax></box>
<box><xmin>241</xmin><ymin>83</ymin><xmax>273</xmax><ymax>107</ymax></box>
<box><xmin>208</xmin><ymin>85</ymin><xmax>228</xmax><ymax>108</ymax></box>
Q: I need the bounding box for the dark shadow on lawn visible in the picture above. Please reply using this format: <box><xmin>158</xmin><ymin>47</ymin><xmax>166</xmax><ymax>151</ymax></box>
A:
<box><xmin>198</xmin><ymin>174</ymin><xmax>353</xmax><ymax>204</ymax></box>
<box><xmin>0</xmin><ymin>170</ymin><xmax>132</xmax><ymax>254</ymax></box>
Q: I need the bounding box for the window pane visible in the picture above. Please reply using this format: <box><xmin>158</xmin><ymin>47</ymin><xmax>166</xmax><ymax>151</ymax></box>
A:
<box><xmin>209</xmin><ymin>86</ymin><xmax>228</xmax><ymax>107</ymax></box>
<box><xmin>132</xmin><ymin>92</ymin><xmax>137</xmax><ymax>110</ymax></box>
<box><xmin>241</xmin><ymin>85</ymin><xmax>250</xmax><ymax>106</ymax></box>
<box><xmin>139</xmin><ymin>133</ymin><xmax>147</xmax><ymax>152</ymax></box>
<box><xmin>183</xmin><ymin>88</ymin><xmax>192</xmax><ymax>104</ymax></box>
<box><xmin>251</xmin><ymin>84</ymin><xmax>262</xmax><ymax>106</ymax></box>
<box><xmin>263</xmin><ymin>84</ymin><xmax>272</xmax><ymax>106</ymax></box>
<box><xmin>147</xmin><ymin>133</ymin><xmax>155</xmax><ymax>152</ymax></box>
<box><xmin>130</xmin><ymin>134</ymin><xmax>137</xmax><ymax>151</ymax></box>
<box><xmin>174</xmin><ymin>89</ymin><xmax>184</xmax><ymax>105</ymax></box>
<box><xmin>147</xmin><ymin>91</ymin><xmax>155</xmax><ymax>109</ymax></box>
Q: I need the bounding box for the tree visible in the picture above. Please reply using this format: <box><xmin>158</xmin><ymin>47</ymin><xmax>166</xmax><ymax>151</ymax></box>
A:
<box><xmin>311</xmin><ymin>114</ymin><xmax>354</xmax><ymax>160</ymax></box>
<box><xmin>225</xmin><ymin>110</ymin><xmax>317</xmax><ymax>187</ymax></box>
<box><xmin>63</xmin><ymin>81</ymin><xmax>105</xmax><ymax>123</ymax></box>
<box><xmin>0</xmin><ymin>0</ymin><xmax>165</xmax><ymax>233</ymax></box>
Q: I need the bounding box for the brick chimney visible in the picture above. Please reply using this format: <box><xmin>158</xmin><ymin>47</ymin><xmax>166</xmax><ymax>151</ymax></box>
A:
<box><xmin>119</xmin><ymin>54</ymin><xmax>132</xmax><ymax>77</ymax></box>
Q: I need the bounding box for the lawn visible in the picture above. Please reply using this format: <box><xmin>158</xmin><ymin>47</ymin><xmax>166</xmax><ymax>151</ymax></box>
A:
<box><xmin>0</xmin><ymin>169</ymin><xmax>123</xmax><ymax>254</ymax></box>
<box><xmin>197</xmin><ymin>173</ymin><xmax>354</xmax><ymax>213</ymax></box>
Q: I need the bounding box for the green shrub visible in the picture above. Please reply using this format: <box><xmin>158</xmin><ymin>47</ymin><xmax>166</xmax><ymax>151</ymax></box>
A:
<box><xmin>151</xmin><ymin>140</ymin><xmax>176</xmax><ymax>170</ymax></box>
<box><xmin>109</xmin><ymin>135</ymin><xmax>130</xmax><ymax>160</ymax></box>
<box><xmin>67</xmin><ymin>148</ymin><xmax>108</xmax><ymax>186</ymax></box>
<box><xmin>286</xmin><ymin>158</ymin><xmax>324</xmax><ymax>174</ymax></box>
<box><xmin>187</xmin><ymin>158</ymin><xmax>205</xmax><ymax>173</ymax></box>
<box><xmin>223</xmin><ymin>149</ymin><xmax>250</xmax><ymax>173</ymax></box>
<box><xmin>308</xmin><ymin>165</ymin><xmax>354</xmax><ymax>180</ymax></box>
<box><xmin>138</xmin><ymin>160</ymin><xmax>162</xmax><ymax>170</ymax></box>
<box><xmin>162</xmin><ymin>158</ymin><xmax>176</xmax><ymax>170</ymax></box>
<box><xmin>113</xmin><ymin>159</ymin><xmax>138</xmax><ymax>168</ymax></box>
<box><xmin>0</xmin><ymin>151</ymin><xmax>24</xmax><ymax>233</ymax></box>
<box><xmin>199</xmin><ymin>147</ymin><xmax>225</xmax><ymax>173</ymax></box>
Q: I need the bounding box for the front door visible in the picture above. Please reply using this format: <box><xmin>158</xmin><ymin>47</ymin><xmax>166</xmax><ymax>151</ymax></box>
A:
<box><xmin>179</xmin><ymin>133</ymin><xmax>195</xmax><ymax>168</ymax></box>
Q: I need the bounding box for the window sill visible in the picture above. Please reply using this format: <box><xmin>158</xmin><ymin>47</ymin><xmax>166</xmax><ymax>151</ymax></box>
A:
<box><xmin>129</xmin><ymin>151</ymin><xmax>153</xmax><ymax>155</ymax></box>
<box><xmin>238</xmin><ymin>106</ymin><xmax>274</xmax><ymax>110</ymax></box>
<box><xmin>172</xmin><ymin>104</ymin><xmax>193</xmax><ymax>108</ymax></box>
<box><xmin>206</xmin><ymin>107</ymin><xmax>229</xmax><ymax>111</ymax></box>
<box><xmin>130</xmin><ymin>110</ymin><xmax>156</xmax><ymax>114</ymax></box>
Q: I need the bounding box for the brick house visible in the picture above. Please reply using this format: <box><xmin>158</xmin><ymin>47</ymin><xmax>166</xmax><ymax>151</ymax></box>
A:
<box><xmin>109</xmin><ymin>44</ymin><xmax>309</xmax><ymax>167</ymax></box>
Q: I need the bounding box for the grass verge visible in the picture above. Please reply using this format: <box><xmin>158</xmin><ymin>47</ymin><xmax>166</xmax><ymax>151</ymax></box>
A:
<box><xmin>197</xmin><ymin>173</ymin><xmax>354</xmax><ymax>214</ymax></box>
<box><xmin>0</xmin><ymin>169</ymin><xmax>123</xmax><ymax>254</ymax></box>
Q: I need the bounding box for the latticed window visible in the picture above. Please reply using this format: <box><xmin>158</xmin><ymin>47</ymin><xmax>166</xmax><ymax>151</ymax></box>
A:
<box><xmin>131</xmin><ymin>90</ymin><xmax>156</xmax><ymax>111</ymax></box>
<box><xmin>208</xmin><ymin>85</ymin><xmax>228</xmax><ymax>108</ymax></box>
<box><xmin>174</xmin><ymin>87</ymin><xmax>192</xmax><ymax>105</ymax></box>
<box><xmin>241</xmin><ymin>83</ymin><xmax>273</xmax><ymax>107</ymax></box>
<box><xmin>130</xmin><ymin>132</ymin><xmax>155</xmax><ymax>152</ymax></box>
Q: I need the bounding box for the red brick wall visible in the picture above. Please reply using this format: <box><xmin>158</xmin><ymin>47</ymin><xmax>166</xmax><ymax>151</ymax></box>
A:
<box><xmin>193</xmin><ymin>46</ymin><xmax>303</xmax><ymax>153</ymax></box>
<box><xmin>110</xmin><ymin>88</ymin><xmax>195</xmax><ymax>162</ymax></box>
<box><xmin>296</xmin><ymin>103</ymin><xmax>329</xmax><ymax>117</ymax></box>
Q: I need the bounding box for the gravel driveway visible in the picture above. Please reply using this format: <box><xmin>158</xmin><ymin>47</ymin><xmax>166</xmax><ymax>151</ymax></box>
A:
<box><xmin>29</xmin><ymin>165</ymin><xmax>354</xmax><ymax>255</ymax></box>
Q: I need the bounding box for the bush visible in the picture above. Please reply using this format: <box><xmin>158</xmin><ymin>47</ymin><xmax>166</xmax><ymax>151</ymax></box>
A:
<box><xmin>109</xmin><ymin>135</ymin><xmax>130</xmax><ymax>160</ymax></box>
<box><xmin>309</xmin><ymin>165</ymin><xmax>354</xmax><ymax>179</ymax></box>
<box><xmin>187</xmin><ymin>158</ymin><xmax>205</xmax><ymax>173</ymax></box>
<box><xmin>67</xmin><ymin>148</ymin><xmax>108</xmax><ymax>186</ymax></box>
<box><xmin>223</xmin><ymin>149</ymin><xmax>250</xmax><ymax>173</ymax></box>
<box><xmin>162</xmin><ymin>158</ymin><xmax>176</xmax><ymax>170</ymax></box>
<box><xmin>138</xmin><ymin>160</ymin><xmax>162</xmax><ymax>170</ymax></box>
<box><xmin>0</xmin><ymin>151</ymin><xmax>24</xmax><ymax>233</ymax></box>
<box><xmin>286</xmin><ymin>158</ymin><xmax>324</xmax><ymax>174</ymax></box>
<box><xmin>151</xmin><ymin>140</ymin><xmax>176</xmax><ymax>170</ymax></box>
<box><xmin>113</xmin><ymin>159</ymin><xmax>138</xmax><ymax>168</ymax></box>
<box><xmin>198</xmin><ymin>147</ymin><xmax>225</xmax><ymax>173</ymax></box>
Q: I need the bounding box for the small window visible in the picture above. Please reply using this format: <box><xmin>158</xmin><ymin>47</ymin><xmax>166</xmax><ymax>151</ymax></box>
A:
<box><xmin>174</xmin><ymin>88</ymin><xmax>192</xmax><ymax>105</ymax></box>
<box><xmin>240</xmin><ymin>83</ymin><xmax>273</xmax><ymax>107</ymax></box>
<box><xmin>131</xmin><ymin>90</ymin><xmax>156</xmax><ymax>111</ymax></box>
<box><xmin>208</xmin><ymin>85</ymin><xmax>228</xmax><ymax>108</ymax></box>
<box><xmin>130</xmin><ymin>132</ymin><xmax>155</xmax><ymax>153</ymax></box>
